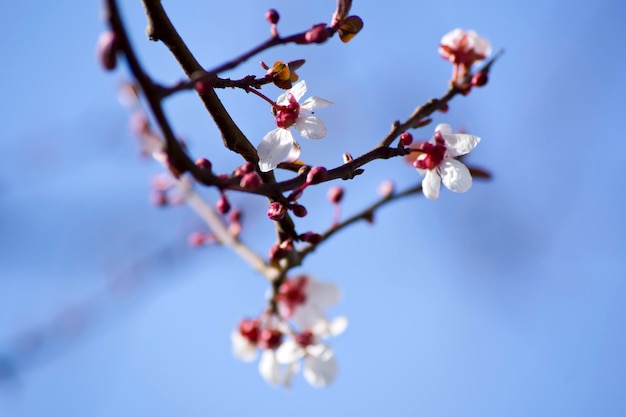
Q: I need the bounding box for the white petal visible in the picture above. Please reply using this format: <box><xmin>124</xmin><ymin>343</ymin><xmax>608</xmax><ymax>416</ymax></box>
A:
<box><xmin>440</xmin><ymin>158</ymin><xmax>472</xmax><ymax>193</ymax></box>
<box><xmin>231</xmin><ymin>331</ymin><xmax>258</xmax><ymax>362</ymax></box>
<box><xmin>300</xmin><ymin>96</ymin><xmax>333</xmax><ymax>111</ymax></box>
<box><xmin>294</xmin><ymin>115</ymin><xmax>327</xmax><ymax>139</ymax></box>
<box><xmin>308</xmin><ymin>279</ymin><xmax>341</xmax><ymax>309</ymax></box>
<box><xmin>467</xmin><ymin>30</ymin><xmax>491</xmax><ymax>57</ymax></box>
<box><xmin>257</xmin><ymin>128</ymin><xmax>294</xmax><ymax>171</ymax></box>
<box><xmin>303</xmin><ymin>345</ymin><xmax>338</xmax><ymax>387</ymax></box>
<box><xmin>311</xmin><ymin>315</ymin><xmax>348</xmax><ymax>338</ymax></box>
<box><xmin>422</xmin><ymin>170</ymin><xmax>441</xmax><ymax>200</ymax></box>
<box><xmin>289</xmin><ymin>80</ymin><xmax>307</xmax><ymax>102</ymax></box>
<box><xmin>434</xmin><ymin>123</ymin><xmax>453</xmax><ymax>135</ymax></box>
<box><xmin>285</xmin><ymin>141</ymin><xmax>301</xmax><ymax>163</ymax></box>
<box><xmin>440</xmin><ymin>28</ymin><xmax>464</xmax><ymax>48</ymax></box>
<box><xmin>292</xmin><ymin>304</ymin><xmax>326</xmax><ymax>331</ymax></box>
<box><xmin>276</xmin><ymin>339</ymin><xmax>306</xmax><ymax>364</ymax></box>
<box><xmin>259</xmin><ymin>350</ymin><xmax>280</xmax><ymax>386</ymax></box>
<box><xmin>443</xmin><ymin>133</ymin><xmax>480</xmax><ymax>157</ymax></box>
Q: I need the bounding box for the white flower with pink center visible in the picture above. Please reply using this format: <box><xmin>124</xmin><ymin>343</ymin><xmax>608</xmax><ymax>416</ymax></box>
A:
<box><xmin>439</xmin><ymin>29</ymin><xmax>491</xmax><ymax>82</ymax></box>
<box><xmin>275</xmin><ymin>317</ymin><xmax>348</xmax><ymax>387</ymax></box>
<box><xmin>414</xmin><ymin>124</ymin><xmax>480</xmax><ymax>200</ymax></box>
<box><xmin>276</xmin><ymin>275</ymin><xmax>341</xmax><ymax>330</ymax></box>
<box><xmin>257</xmin><ymin>81</ymin><xmax>333</xmax><ymax>172</ymax></box>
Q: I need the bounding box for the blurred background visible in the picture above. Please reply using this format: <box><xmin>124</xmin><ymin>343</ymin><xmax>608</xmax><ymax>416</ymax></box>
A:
<box><xmin>1</xmin><ymin>0</ymin><xmax>625</xmax><ymax>416</ymax></box>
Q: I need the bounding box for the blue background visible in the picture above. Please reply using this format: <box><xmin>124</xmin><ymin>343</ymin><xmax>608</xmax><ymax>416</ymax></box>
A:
<box><xmin>1</xmin><ymin>0</ymin><xmax>625</xmax><ymax>416</ymax></box>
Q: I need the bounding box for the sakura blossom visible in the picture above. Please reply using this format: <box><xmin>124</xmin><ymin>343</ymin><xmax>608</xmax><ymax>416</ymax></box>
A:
<box><xmin>257</xmin><ymin>80</ymin><xmax>333</xmax><ymax>172</ymax></box>
<box><xmin>275</xmin><ymin>317</ymin><xmax>347</xmax><ymax>388</ymax></box>
<box><xmin>413</xmin><ymin>123</ymin><xmax>480</xmax><ymax>200</ymax></box>
<box><xmin>439</xmin><ymin>29</ymin><xmax>491</xmax><ymax>82</ymax></box>
<box><xmin>276</xmin><ymin>275</ymin><xmax>342</xmax><ymax>330</ymax></box>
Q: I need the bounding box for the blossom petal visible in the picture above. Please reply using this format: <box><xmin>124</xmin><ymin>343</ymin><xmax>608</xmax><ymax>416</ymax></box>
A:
<box><xmin>300</xmin><ymin>96</ymin><xmax>333</xmax><ymax>111</ymax></box>
<box><xmin>289</xmin><ymin>80</ymin><xmax>308</xmax><ymax>102</ymax></box>
<box><xmin>276</xmin><ymin>339</ymin><xmax>306</xmax><ymax>364</ymax></box>
<box><xmin>257</xmin><ymin>128</ymin><xmax>294</xmax><ymax>171</ymax></box>
<box><xmin>422</xmin><ymin>170</ymin><xmax>441</xmax><ymax>200</ymax></box>
<box><xmin>308</xmin><ymin>279</ymin><xmax>341</xmax><ymax>309</ymax></box>
<box><xmin>292</xmin><ymin>304</ymin><xmax>326</xmax><ymax>330</ymax></box>
<box><xmin>468</xmin><ymin>30</ymin><xmax>491</xmax><ymax>58</ymax></box>
<box><xmin>311</xmin><ymin>315</ymin><xmax>348</xmax><ymax>338</ymax></box>
<box><xmin>285</xmin><ymin>141</ymin><xmax>301</xmax><ymax>163</ymax></box>
<box><xmin>440</xmin><ymin>158</ymin><xmax>472</xmax><ymax>193</ymax></box>
<box><xmin>443</xmin><ymin>133</ymin><xmax>480</xmax><ymax>157</ymax></box>
<box><xmin>259</xmin><ymin>350</ymin><xmax>281</xmax><ymax>385</ymax></box>
<box><xmin>231</xmin><ymin>331</ymin><xmax>258</xmax><ymax>362</ymax></box>
<box><xmin>303</xmin><ymin>345</ymin><xmax>337</xmax><ymax>387</ymax></box>
<box><xmin>294</xmin><ymin>115</ymin><xmax>327</xmax><ymax>139</ymax></box>
<box><xmin>434</xmin><ymin>123</ymin><xmax>453</xmax><ymax>136</ymax></box>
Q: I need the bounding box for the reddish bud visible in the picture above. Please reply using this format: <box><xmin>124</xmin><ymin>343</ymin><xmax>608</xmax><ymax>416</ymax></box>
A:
<box><xmin>291</xmin><ymin>204</ymin><xmax>308</xmax><ymax>218</ymax></box>
<box><xmin>129</xmin><ymin>111</ymin><xmax>150</xmax><ymax>136</ymax></box>
<box><xmin>400</xmin><ymin>132</ymin><xmax>413</xmax><ymax>146</ymax></box>
<box><xmin>471</xmin><ymin>71</ymin><xmax>488</xmax><ymax>87</ymax></box>
<box><xmin>228</xmin><ymin>209</ymin><xmax>242</xmax><ymax>223</ymax></box>
<box><xmin>300</xmin><ymin>232</ymin><xmax>323</xmax><ymax>245</ymax></box>
<box><xmin>188</xmin><ymin>231</ymin><xmax>214</xmax><ymax>247</ymax></box>
<box><xmin>306</xmin><ymin>166</ymin><xmax>328</xmax><ymax>185</ymax></box>
<box><xmin>265</xmin><ymin>9</ymin><xmax>280</xmax><ymax>24</ymax></box>
<box><xmin>378</xmin><ymin>180</ymin><xmax>395</xmax><ymax>198</ymax></box>
<box><xmin>195</xmin><ymin>157</ymin><xmax>212</xmax><ymax>171</ymax></box>
<box><xmin>438</xmin><ymin>102</ymin><xmax>449</xmax><ymax>113</ymax></box>
<box><xmin>216</xmin><ymin>195</ymin><xmax>231</xmax><ymax>214</ymax></box>
<box><xmin>304</xmin><ymin>24</ymin><xmax>330</xmax><ymax>44</ymax></box>
<box><xmin>240</xmin><ymin>172</ymin><xmax>262</xmax><ymax>190</ymax></box>
<box><xmin>267</xmin><ymin>202</ymin><xmax>286</xmax><ymax>220</ymax></box>
<box><xmin>269</xmin><ymin>243</ymin><xmax>287</xmax><ymax>262</ymax></box>
<box><xmin>151</xmin><ymin>190</ymin><xmax>168</xmax><ymax>207</ymax></box>
<box><xmin>234</xmin><ymin>161</ymin><xmax>256</xmax><ymax>177</ymax></box>
<box><xmin>258</xmin><ymin>328</ymin><xmax>283</xmax><ymax>350</ymax></box>
<box><xmin>97</xmin><ymin>31</ymin><xmax>118</xmax><ymax>71</ymax></box>
<box><xmin>327</xmin><ymin>186</ymin><xmax>344</xmax><ymax>204</ymax></box>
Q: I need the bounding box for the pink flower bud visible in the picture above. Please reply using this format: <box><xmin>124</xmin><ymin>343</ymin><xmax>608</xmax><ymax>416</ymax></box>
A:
<box><xmin>269</xmin><ymin>243</ymin><xmax>287</xmax><ymax>262</ymax></box>
<box><xmin>438</xmin><ymin>102</ymin><xmax>449</xmax><ymax>113</ymax></box>
<box><xmin>300</xmin><ymin>232</ymin><xmax>323</xmax><ymax>245</ymax></box>
<box><xmin>267</xmin><ymin>202</ymin><xmax>286</xmax><ymax>220</ymax></box>
<box><xmin>295</xmin><ymin>330</ymin><xmax>314</xmax><ymax>347</ymax></box>
<box><xmin>400</xmin><ymin>132</ymin><xmax>413</xmax><ymax>146</ymax></box>
<box><xmin>304</xmin><ymin>24</ymin><xmax>330</xmax><ymax>44</ymax></box>
<box><xmin>97</xmin><ymin>30</ymin><xmax>118</xmax><ymax>71</ymax></box>
<box><xmin>471</xmin><ymin>71</ymin><xmax>488</xmax><ymax>87</ymax></box>
<box><xmin>240</xmin><ymin>172</ymin><xmax>262</xmax><ymax>190</ymax></box>
<box><xmin>291</xmin><ymin>204</ymin><xmax>308</xmax><ymax>218</ymax></box>
<box><xmin>195</xmin><ymin>157</ymin><xmax>212</xmax><ymax>171</ymax></box>
<box><xmin>265</xmin><ymin>9</ymin><xmax>280</xmax><ymax>24</ymax></box>
<box><xmin>327</xmin><ymin>186</ymin><xmax>344</xmax><ymax>204</ymax></box>
<box><xmin>216</xmin><ymin>195</ymin><xmax>231</xmax><ymax>214</ymax></box>
<box><xmin>228</xmin><ymin>209</ymin><xmax>242</xmax><ymax>223</ymax></box>
<box><xmin>188</xmin><ymin>231</ymin><xmax>214</xmax><ymax>247</ymax></box>
<box><xmin>378</xmin><ymin>181</ymin><xmax>395</xmax><ymax>198</ymax></box>
<box><xmin>306</xmin><ymin>166</ymin><xmax>328</xmax><ymax>185</ymax></box>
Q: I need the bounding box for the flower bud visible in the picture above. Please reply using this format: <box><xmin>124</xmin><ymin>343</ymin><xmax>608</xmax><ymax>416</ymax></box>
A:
<box><xmin>195</xmin><ymin>157</ymin><xmax>212</xmax><ymax>172</ymax></box>
<box><xmin>400</xmin><ymin>132</ymin><xmax>413</xmax><ymax>146</ymax></box>
<box><xmin>306</xmin><ymin>166</ymin><xmax>328</xmax><ymax>185</ymax></box>
<box><xmin>267</xmin><ymin>202</ymin><xmax>286</xmax><ymax>220</ymax></box>
<box><xmin>304</xmin><ymin>24</ymin><xmax>330</xmax><ymax>44</ymax></box>
<box><xmin>265</xmin><ymin>9</ymin><xmax>280</xmax><ymax>24</ymax></box>
<box><xmin>437</xmin><ymin>102</ymin><xmax>449</xmax><ymax>113</ymax></box>
<box><xmin>471</xmin><ymin>71</ymin><xmax>488</xmax><ymax>87</ymax></box>
<box><xmin>238</xmin><ymin>319</ymin><xmax>260</xmax><ymax>343</ymax></box>
<box><xmin>269</xmin><ymin>243</ymin><xmax>287</xmax><ymax>262</ymax></box>
<box><xmin>240</xmin><ymin>172</ymin><xmax>262</xmax><ymax>190</ymax></box>
<box><xmin>290</xmin><ymin>204</ymin><xmax>308</xmax><ymax>217</ymax></box>
<box><xmin>300</xmin><ymin>232</ymin><xmax>323</xmax><ymax>245</ymax></box>
<box><xmin>97</xmin><ymin>31</ymin><xmax>118</xmax><ymax>71</ymax></box>
<box><xmin>216</xmin><ymin>195</ymin><xmax>231</xmax><ymax>214</ymax></box>
<box><xmin>327</xmin><ymin>186</ymin><xmax>344</xmax><ymax>204</ymax></box>
<box><xmin>378</xmin><ymin>180</ymin><xmax>395</xmax><ymax>198</ymax></box>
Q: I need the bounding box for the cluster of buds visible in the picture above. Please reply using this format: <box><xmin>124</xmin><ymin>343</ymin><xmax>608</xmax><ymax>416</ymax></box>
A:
<box><xmin>231</xmin><ymin>275</ymin><xmax>346</xmax><ymax>387</ymax></box>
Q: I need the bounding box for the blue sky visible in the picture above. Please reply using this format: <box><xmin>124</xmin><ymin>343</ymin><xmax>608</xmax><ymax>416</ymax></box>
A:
<box><xmin>1</xmin><ymin>0</ymin><xmax>625</xmax><ymax>416</ymax></box>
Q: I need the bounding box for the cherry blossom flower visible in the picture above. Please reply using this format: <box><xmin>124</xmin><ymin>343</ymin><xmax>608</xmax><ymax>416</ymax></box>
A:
<box><xmin>439</xmin><ymin>29</ymin><xmax>491</xmax><ymax>83</ymax></box>
<box><xmin>413</xmin><ymin>124</ymin><xmax>480</xmax><ymax>200</ymax></box>
<box><xmin>257</xmin><ymin>81</ymin><xmax>333</xmax><ymax>172</ymax></box>
<box><xmin>276</xmin><ymin>275</ymin><xmax>341</xmax><ymax>330</ymax></box>
<box><xmin>275</xmin><ymin>317</ymin><xmax>348</xmax><ymax>387</ymax></box>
